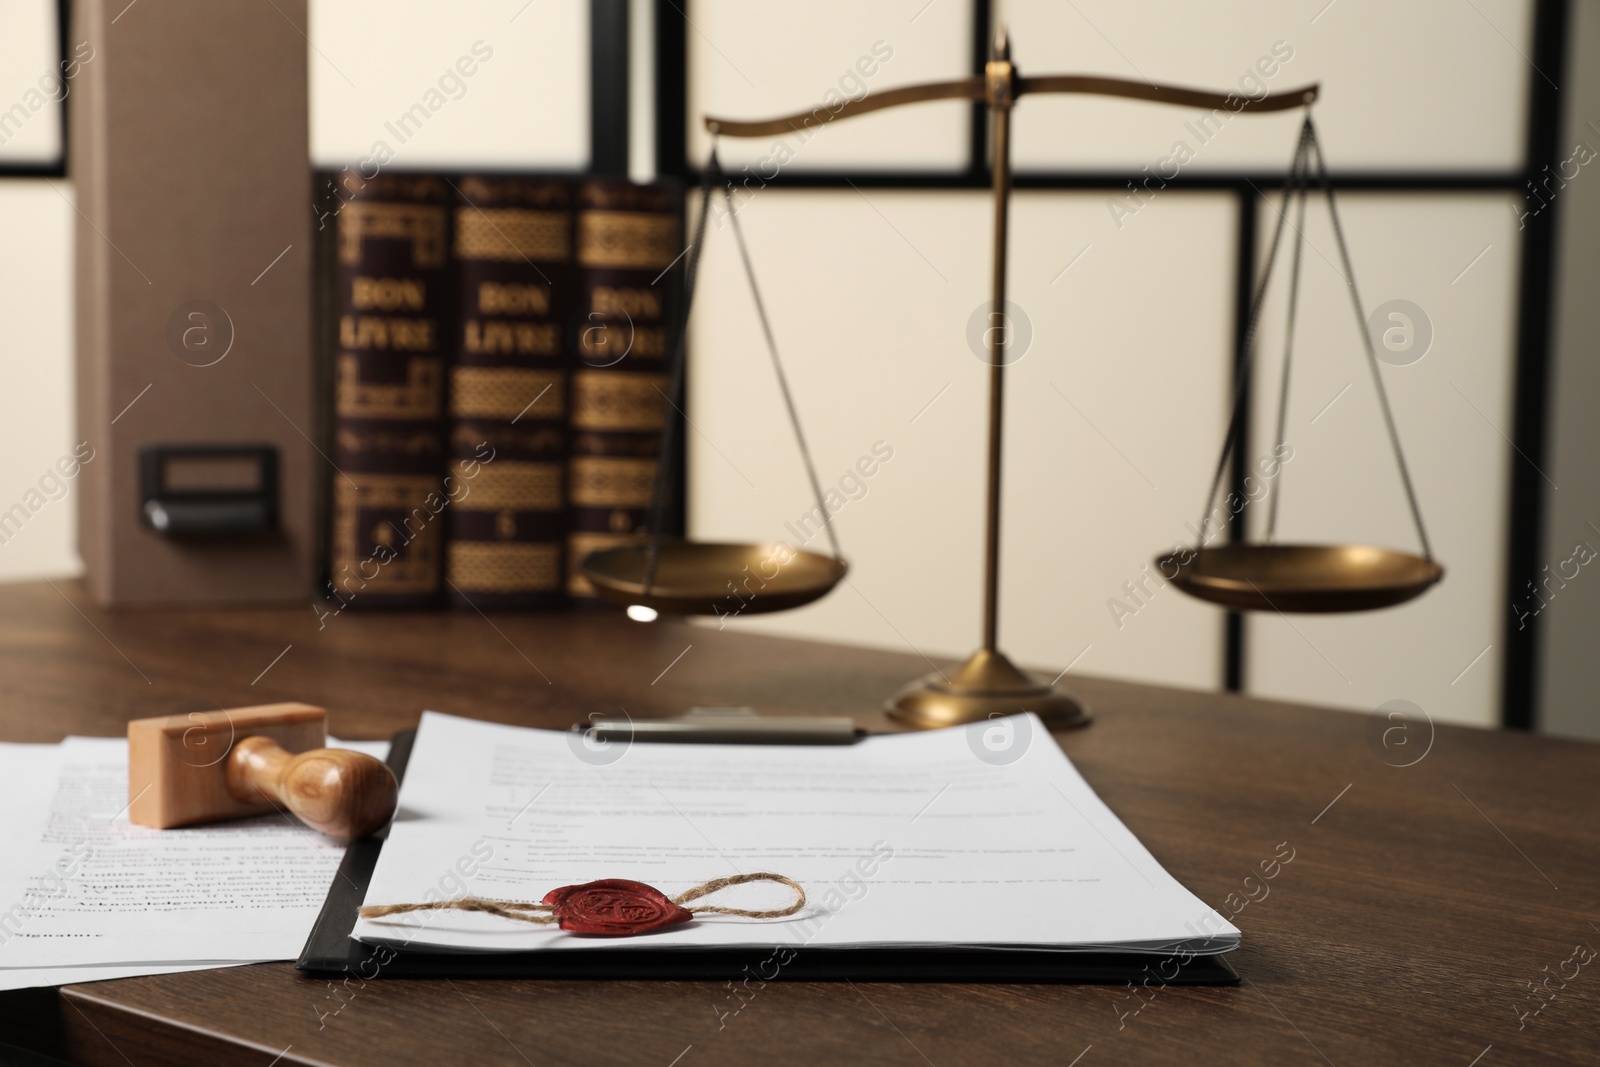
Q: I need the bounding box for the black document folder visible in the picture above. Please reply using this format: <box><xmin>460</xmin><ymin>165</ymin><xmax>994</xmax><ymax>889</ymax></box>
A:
<box><xmin>297</xmin><ymin>729</ymin><xmax>1239</xmax><ymax>984</ymax></box>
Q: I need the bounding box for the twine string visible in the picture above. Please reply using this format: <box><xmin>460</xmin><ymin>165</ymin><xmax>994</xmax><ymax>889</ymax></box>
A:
<box><xmin>669</xmin><ymin>872</ymin><xmax>805</xmax><ymax>918</ymax></box>
<box><xmin>359</xmin><ymin>871</ymin><xmax>806</xmax><ymax>927</ymax></box>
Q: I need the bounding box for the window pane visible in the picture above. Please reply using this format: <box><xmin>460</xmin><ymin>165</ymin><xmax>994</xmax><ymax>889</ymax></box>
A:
<box><xmin>687</xmin><ymin>0</ymin><xmax>971</xmax><ymax>172</ymax></box>
<box><xmin>688</xmin><ymin>188</ymin><xmax>1235</xmax><ymax>691</ymax></box>
<box><xmin>309</xmin><ymin>0</ymin><xmax>589</xmax><ymax>170</ymax></box>
<box><xmin>0</xmin><ymin>182</ymin><xmax>76</xmax><ymax>580</ymax></box>
<box><xmin>1245</xmin><ymin>193</ymin><xmax>1520</xmax><ymax>726</ymax></box>
<box><xmin>0</xmin><ymin>0</ymin><xmax>63</xmax><ymax>165</ymax></box>
<box><xmin>1001</xmin><ymin>0</ymin><xmax>1532</xmax><ymax>172</ymax></box>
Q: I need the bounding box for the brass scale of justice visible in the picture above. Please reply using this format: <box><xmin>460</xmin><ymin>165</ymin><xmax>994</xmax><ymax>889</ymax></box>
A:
<box><xmin>583</xmin><ymin>33</ymin><xmax>1445</xmax><ymax>730</ymax></box>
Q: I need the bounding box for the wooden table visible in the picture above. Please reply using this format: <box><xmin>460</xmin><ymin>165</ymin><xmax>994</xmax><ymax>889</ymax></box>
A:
<box><xmin>0</xmin><ymin>579</ymin><xmax>1595</xmax><ymax>1066</ymax></box>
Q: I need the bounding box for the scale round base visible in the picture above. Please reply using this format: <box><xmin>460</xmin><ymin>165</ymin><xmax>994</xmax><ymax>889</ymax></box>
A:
<box><xmin>886</xmin><ymin>648</ymin><xmax>1091</xmax><ymax>730</ymax></box>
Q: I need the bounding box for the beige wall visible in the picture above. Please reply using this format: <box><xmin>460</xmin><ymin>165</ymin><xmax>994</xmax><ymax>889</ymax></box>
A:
<box><xmin>0</xmin><ymin>0</ymin><xmax>60</xmax><ymax>165</ymax></box>
<box><xmin>0</xmin><ymin>183</ymin><xmax>77</xmax><ymax>582</ymax></box>
<box><xmin>0</xmin><ymin>3</ymin><xmax>79</xmax><ymax>582</ymax></box>
<box><xmin>307</xmin><ymin>0</ymin><xmax>589</xmax><ymax>171</ymax></box>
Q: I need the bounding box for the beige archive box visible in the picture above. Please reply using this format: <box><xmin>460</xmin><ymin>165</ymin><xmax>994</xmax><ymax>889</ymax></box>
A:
<box><xmin>72</xmin><ymin>0</ymin><xmax>318</xmax><ymax>606</ymax></box>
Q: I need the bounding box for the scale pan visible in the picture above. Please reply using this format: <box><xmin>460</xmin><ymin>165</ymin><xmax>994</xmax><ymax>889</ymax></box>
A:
<box><xmin>581</xmin><ymin>542</ymin><xmax>847</xmax><ymax>616</ymax></box>
<box><xmin>1158</xmin><ymin>543</ymin><xmax>1443</xmax><ymax>613</ymax></box>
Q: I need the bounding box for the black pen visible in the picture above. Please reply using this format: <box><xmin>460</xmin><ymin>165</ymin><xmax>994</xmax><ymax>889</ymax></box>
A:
<box><xmin>575</xmin><ymin>707</ymin><xmax>863</xmax><ymax>745</ymax></box>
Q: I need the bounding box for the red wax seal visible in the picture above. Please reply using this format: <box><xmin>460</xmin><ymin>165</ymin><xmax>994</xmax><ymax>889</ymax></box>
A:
<box><xmin>542</xmin><ymin>879</ymin><xmax>694</xmax><ymax>936</ymax></box>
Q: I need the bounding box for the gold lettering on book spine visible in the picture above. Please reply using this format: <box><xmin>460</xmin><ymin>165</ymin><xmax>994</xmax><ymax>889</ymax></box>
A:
<box><xmin>463</xmin><ymin>319</ymin><xmax>561</xmax><ymax>356</ymax></box>
<box><xmin>570</xmin><ymin>457</ymin><xmax>656</xmax><ymax>508</ymax></box>
<box><xmin>570</xmin><ymin>371</ymin><xmax>668</xmax><ymax>431</ymax></box>
<box><xmin>451</xmin><ymin>367</ymin><xmax>565</xmax><ymax>420</ymax></box>
<box><xmin>339</xmin><ymin>203</ymin><xmax>447</xmax><ymax>267</ymax></box>
<box><xmin>332</xmin><ymin>474</ymin><xmax>442</xmax><ymax>595</ymax></box>
<box><xmin>456</xmin><ymin>209</ymin><xmax>571</xmax><ymax>261</ymax></box>
<box><xmin>577</xmin><ymin>212</ymin><xmax>679</xmax><ymax>269</ymax></box>
<box><xmin>340</xmin><ymin>315</ymin><xmax>438</xmax><ymax>352</ymax></box>
<box><xmin>448</xmin><ymin>542</ymin><xmax>561</xmax><ymax>593</ymax></box>
<box><xmin>337</xmin><ymin>355</ymin><xmax>442</xmax><ymax>419</ymax></box>
<box><xmin>450</xmin><ymin>461</ymin><xmax>563</xmax><ymax>512</ymax></box>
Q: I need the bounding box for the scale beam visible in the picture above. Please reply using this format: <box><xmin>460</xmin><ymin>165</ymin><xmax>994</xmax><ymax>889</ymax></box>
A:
<box><xmin>704</xmin><ymin>74</ymin><xmax>1318</xmax><ymax>138</ymax></box>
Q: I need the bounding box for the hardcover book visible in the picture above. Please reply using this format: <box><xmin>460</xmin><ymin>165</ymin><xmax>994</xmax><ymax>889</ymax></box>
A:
<box><xmin>327</xmin><ymin>175</ymin><xmax>452</xmax><ymax>609</ymax></box>
<box><xmin>567</xmin><ymin>178</ymin><xmax>683</xmax><ymax>601</ymax></box>
<box><xmin>446</xmin><ymin>177</ymin><xmax>575</xmax><ymax>608</ymax></box>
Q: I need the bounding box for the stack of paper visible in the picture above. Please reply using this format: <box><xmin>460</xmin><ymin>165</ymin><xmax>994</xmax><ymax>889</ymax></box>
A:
<box><xmin>0</xmin><ymin>736</ymin><xmax>387</xmax><ymax>991</ymax></box>
<box><xmin>355</xmin><ymin>712</ymin><xmax>1239</xmax><ymax>957</ymax></box>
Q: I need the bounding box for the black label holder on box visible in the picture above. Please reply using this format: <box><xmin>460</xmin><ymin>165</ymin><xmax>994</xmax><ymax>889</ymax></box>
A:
<box><xmin>139</xmin><ymin>444</ymin><xmax>278</xmax><ymax>535</ymax></box>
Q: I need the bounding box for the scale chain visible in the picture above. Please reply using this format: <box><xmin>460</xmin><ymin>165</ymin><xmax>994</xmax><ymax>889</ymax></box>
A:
<box><xmin>1305</xmin><ymin>120</ymin><xmax>1436</xmax><ymax>562</ymax></box>
<box><xmin>642</xmin><ymin>153</ymin><xmax>719</xmax><ymax>593</ymax></box>
<box><xmin>1194</xmin><ymin>118</ymin><xmax>1313</xmax><ymax>548</ymax></box>
<box><xmin>1265</xmin><ymin>122</ymin><xmax>1315</xmax><ymax>541</ymax></box>
<box><xmin>721</xmin><ymin>175</ymin><xmax>844</xmax><ymax>562</ymax></box>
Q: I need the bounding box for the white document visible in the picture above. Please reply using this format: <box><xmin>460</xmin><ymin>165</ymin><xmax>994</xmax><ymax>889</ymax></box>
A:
<box><xmin>354</xmin><ymin>712</ymin><xmax>1238</xmax><ymax>955</ymax></box>
<box><xmin>0</xmin><ymin>737</ymin><xmax>390</xmax><ymax>977</ymax></box>
<box><xmin>0</xmin><ymin>740</ymin><xmax>243</xmax><ymax>989</ymax></box>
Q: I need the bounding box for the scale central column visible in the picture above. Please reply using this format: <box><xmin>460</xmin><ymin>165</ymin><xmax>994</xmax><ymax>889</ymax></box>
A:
<box><xmin>886</xmin><ymin>31</ymin><xmax>1090</xmax><ymax>730</ymax></box>
<box><xmin>982</xmin><ymin>47</ymin><xmax>1012</xmax><ymax>653</ymax></box>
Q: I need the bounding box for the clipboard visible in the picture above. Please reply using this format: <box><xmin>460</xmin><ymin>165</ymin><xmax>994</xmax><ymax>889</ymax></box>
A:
<box><xmin>296</xmin><ymin>729</ymin><xmax>1240</xmax><ymax>984</ymax></box>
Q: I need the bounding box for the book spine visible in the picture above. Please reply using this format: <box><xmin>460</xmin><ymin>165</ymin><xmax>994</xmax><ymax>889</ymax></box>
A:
<box><xmin>445</xmin><ymin>177</ymin><xmax>574</xmax><ymax>609</ymax></box>
<box><xmin>326</xmin><ymin>175</ymin><xmax>452</xmax><ymax>609</ymax></box>
<box><xmin>568</xmin><ymin>179</ymin><xmax>684</xmax><ymax>602</ymax></box>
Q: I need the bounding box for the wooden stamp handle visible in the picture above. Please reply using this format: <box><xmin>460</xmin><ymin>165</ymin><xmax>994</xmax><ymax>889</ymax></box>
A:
<box><xmin>224</xmin><ymin>736</ymin><xmax>398</xmax><ymax>839</ymax></box>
